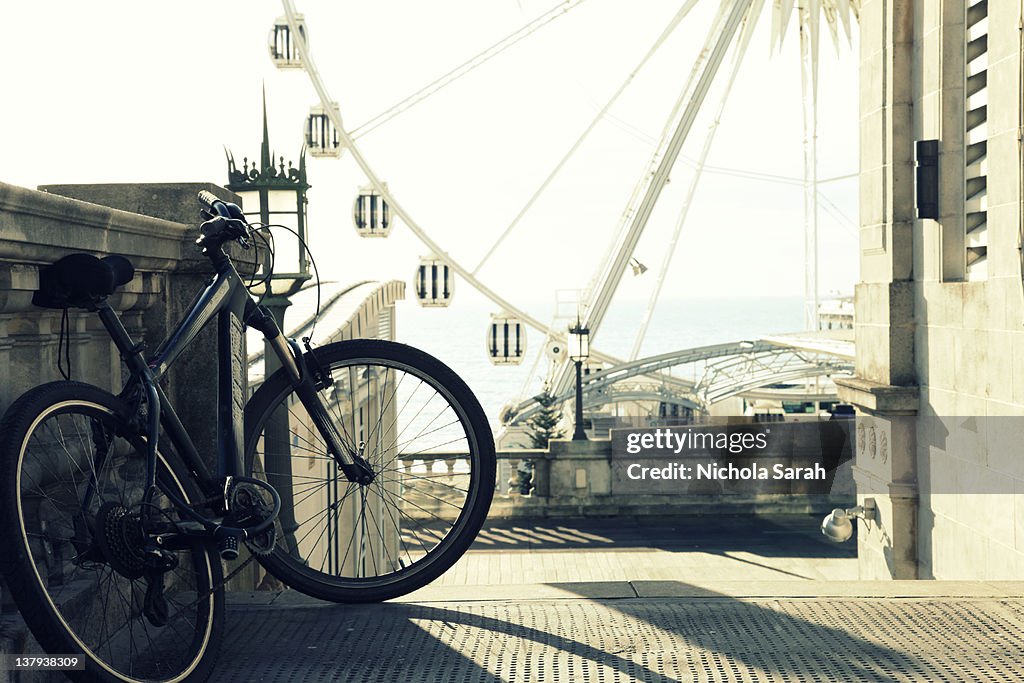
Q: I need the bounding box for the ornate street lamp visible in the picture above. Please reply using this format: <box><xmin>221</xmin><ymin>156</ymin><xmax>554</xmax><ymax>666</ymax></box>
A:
<box><xmin>226</xmin><ymin>91</ymin><xmax>312</xmax><ymax>303</ymax></box>
<box><xmin>568</xmin><ymin>319</ymin><xmax>590</xmax><ymax>441</ymax></box>
<box><xmin>225</xmin><ymin>90</ymin><xmax>311</xmax><ymax>556</ymax></box>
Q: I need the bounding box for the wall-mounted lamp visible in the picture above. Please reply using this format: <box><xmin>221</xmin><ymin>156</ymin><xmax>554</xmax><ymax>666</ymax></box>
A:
<box><xmin>821</xmin><ymin>498</ymin><xmax>877</xmax><ymax>543</ymax></box>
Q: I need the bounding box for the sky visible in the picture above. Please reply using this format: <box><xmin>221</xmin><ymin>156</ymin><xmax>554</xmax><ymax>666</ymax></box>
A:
<box><xmin>1</xmin><ymin>0</ymin><xmax>860</xmax><ymax>321</ymax></box>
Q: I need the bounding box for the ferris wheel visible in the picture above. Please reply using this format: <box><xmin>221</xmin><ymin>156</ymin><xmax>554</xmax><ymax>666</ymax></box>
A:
<box><xmin>266</xmin><ymin>0</ymin><xmax>859</xmax><ymax>417</ymax></box>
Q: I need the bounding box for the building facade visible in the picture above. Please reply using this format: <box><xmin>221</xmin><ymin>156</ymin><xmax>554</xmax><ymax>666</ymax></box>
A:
<box><xmin>839</xmin><ymin>0</ymin><xmax>1024</xmax><ymax>579</ymax></box>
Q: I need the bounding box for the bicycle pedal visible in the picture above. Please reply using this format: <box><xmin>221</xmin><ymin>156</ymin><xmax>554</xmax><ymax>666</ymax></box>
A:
<box><xmin>218</xmin><ymin>536</ymin><xmax>239</xmax><ymax>561</ymax></box>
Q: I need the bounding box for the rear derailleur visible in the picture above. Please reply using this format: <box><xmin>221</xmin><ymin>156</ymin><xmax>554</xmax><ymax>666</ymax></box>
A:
<box><xmin>94</xmin><ymin>502</ymin><xmax>179</xmax><ymax>627</ymax></box>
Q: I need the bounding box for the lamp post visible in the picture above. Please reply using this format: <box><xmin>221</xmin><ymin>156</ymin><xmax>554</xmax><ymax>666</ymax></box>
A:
<box><xmin>568</xmin><ymin>320</ymin><xmax>590</xmax><ymax>441</ymax></box>
<box><xmin>225</xmin><ymin>90</ymin><xmax>311</xmax><ymax>557</ymax></box>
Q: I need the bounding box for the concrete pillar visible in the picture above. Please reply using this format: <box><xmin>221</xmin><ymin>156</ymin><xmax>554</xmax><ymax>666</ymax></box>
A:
<box><xmin>836</xmin><ymin>0</ymin><xmax>919</xmax><ymax>580</ymax></box>
<box><xmin>261</xmin><ymin>296</ymin><xmax>299</xmax><ymax>552</ymax></box>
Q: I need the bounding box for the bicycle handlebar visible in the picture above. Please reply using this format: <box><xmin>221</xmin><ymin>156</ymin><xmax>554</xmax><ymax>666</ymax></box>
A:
<box><xmin>198</xmin><ymin>191</ymin><xmax>247</xmax><ymax>221</ymax></box>
<box><xmin>197</xmin><ymin>190</ymin><xmax>228</xmax><ymax>216</ymax></box>
<box><xmin>195</xmin><ymin>192</ymin><xmax>250</xmax><ymax>256</ymax></box>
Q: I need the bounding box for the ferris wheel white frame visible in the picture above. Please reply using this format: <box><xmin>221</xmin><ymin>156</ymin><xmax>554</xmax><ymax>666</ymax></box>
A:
<box><xmin>280</xmin><ymin>0</ymin><xmax>581</xmax><ymax>343</ymax></box>
<box><xmin>279</xmin><ymin>0</ymin><xmax>747</xmax><ymax>353</ymax></box>
<box><xmin>277</xmin><ymin>0</ymin><xmax>858</xmax><ymax>412</ymax></box>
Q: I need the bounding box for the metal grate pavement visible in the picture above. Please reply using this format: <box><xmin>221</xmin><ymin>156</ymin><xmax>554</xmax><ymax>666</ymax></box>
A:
<box><xmin>215</xmin><ymin>597</ymin><xmax>1024</xmax><ymax>682</ymax></box>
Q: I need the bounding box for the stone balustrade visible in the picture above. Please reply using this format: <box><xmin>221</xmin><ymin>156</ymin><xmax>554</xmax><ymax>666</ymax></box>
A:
<box><xmin>492</xmin><ymin>436</ymin><xmax>855</xmax><ymax>518</ymax></box>
<box><xmin>0</xmin><ymin>180</ymin><xmax>244</xmax><ymax>613</ymax></box>
<box><xmin>0</xmin><ymin>181</ymin><xmax>242</xmax><ymax>427</ymax></box>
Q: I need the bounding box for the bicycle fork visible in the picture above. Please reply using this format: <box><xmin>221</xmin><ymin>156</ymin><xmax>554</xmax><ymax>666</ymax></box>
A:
<box><xmin>250</xmin><ymin>308</ymin><xmax>376</xmax><ymax>486</ymax></box>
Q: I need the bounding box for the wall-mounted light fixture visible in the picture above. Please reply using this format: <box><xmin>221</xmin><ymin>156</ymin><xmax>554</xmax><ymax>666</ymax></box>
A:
<box><xmin>915</xmin><ymin>139</ymin><xmax>939</xmax><ymax>219</ymax></box>
<box><xmin>821</xmin><ymin>498</ymin><xmax>877</xmax><ymax>543</ymax></box>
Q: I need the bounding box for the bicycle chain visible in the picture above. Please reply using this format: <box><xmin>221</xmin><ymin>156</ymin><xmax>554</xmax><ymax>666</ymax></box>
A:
<box><xmin>144</xmin><ymin>484</ymin><xmax>278</xmax><ymax>626</ymax></box>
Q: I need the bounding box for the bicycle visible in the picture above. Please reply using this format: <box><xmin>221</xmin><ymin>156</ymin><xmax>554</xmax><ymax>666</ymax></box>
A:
<box><xmin>0</xmin><ymin>191</ymin><xmax>495</xmax><ymax>682</ymax></box>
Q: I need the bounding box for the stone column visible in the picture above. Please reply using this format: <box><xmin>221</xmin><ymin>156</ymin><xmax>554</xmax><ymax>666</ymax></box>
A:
<box><xmin>835</xmin><ymin>0</ymin><xmax>919</xmax><ymax>579</ymax></box>
<box><xmin>261</xmin><ymin>296</ymin><xmax>299</xmax><ymax>553</ymax></box>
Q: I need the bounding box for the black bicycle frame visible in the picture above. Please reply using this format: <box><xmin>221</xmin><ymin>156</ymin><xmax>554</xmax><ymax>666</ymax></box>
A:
<box><xmin>92</xmin><ymin>248</ymin><xmax>365</xmax><ymax>540</ymax></box>
<box><xmin>96</xmin><ymin>262</ymin><xmax>256</xmax><ymax>497</ymax></box>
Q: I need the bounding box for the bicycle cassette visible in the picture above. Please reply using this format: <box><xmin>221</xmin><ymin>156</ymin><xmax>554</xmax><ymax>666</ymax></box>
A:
<box><xmin>227</xmin><ymin>481</ymin><xmax>277</xmax><ymax>557</ymax></box>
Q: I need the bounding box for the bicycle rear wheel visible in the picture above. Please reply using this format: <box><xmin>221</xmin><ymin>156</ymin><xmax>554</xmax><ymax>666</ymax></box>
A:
<box><xmin>0</xmin><ymin>382</ymin><xmax>223</xmax><ymax>683</ymax></box>
<box><xmin>244</xmin><ymin>339</ymin><xmax>495</xmax><ymax>602</ymax></box>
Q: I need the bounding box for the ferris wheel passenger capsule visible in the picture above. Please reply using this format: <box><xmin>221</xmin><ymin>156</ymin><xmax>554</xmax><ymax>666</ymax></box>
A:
<box><xmin>268</xmin><ymin>15</ymin><xmax>307</xmax><ymax>69</ymax></box>
<box><xmin>415</xmin><ymin>256</ymin><xmax>454</xmax><ymax>307</ymax></box>
<box><xmin>306</xmin><ymin>103</ymin><xmax>343</xmax><ymax>158</ymax></box>
<box><xmin>353</xmin><ymin>185</ymin><xmax>391</xmax><ymax>237</ymax></box>
<box><xmin>487</xmin><ymin>314</ymin><xmax>527</xmax><ymax>366</ymax></box>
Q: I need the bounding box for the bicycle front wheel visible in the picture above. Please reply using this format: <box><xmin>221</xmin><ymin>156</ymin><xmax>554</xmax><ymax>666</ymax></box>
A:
<box><xmin>244</xmin><ymin>339</ymin><xmax>495</xmax><ymax>602</ymax></box>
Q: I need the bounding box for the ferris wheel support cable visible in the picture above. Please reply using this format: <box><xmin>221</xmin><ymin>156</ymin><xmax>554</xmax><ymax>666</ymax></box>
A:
<box><xmin>471</xmin><ymin>0</ymin><xmax>701</xmax><ymax>276</ymax></box>
<box><xmin>580</xmin><ymin>1</ymin><xmax>732</xmax><ymax>318</ymax></box>
<box><xmin>671</xmin><ymin>161</ymin><xmax>858</xmax><ymax>234</ymax></box>
<box><xmin>800</xmin><ymin>11</ymin><xmax>820</xmax><ymax>332</ymax></box>
<box><xmin>547</xmin><ymin>0</ymin><xmax>732</xmax><ymax>394</ymax></box>
<box><xmin>282</xmin><ymin>0</ymin><xmax>626</xmax><ymax>369</ymax></box>
<box><xmin>549</xmin><ymin>0</ymin><xmax>756</xmax><ymax>398</ymax></box>
<box><xmin>629</xmin><ymin>0</ymin><xmax>764</xmax><ymax>362</ymax></box>
<box><xmin>349</xmin><ymin>0</ymin><xmax>587</xmax><ymax>140</ymax></box>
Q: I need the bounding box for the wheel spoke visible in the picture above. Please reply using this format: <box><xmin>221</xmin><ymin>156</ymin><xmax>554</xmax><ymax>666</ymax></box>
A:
<box><xmin>12</xmin><ymin>399</ymin><xmax>218</xmax><ymax>680</ymax></box>
<box><xmin>245</xmin><ymin>347</ymin><xmax>492</xmax><ymax>598</ymax></box>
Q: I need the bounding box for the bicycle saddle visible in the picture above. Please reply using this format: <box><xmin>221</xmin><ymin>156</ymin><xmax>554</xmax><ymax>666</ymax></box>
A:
<box><xmin>33</xmin><ymin>253</ymin><xmax>136</xmax><ymax>309</ymax></box>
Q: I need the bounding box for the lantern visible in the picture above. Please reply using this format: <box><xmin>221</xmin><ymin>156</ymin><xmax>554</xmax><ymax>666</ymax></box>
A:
<box><xmin>353</xmin><ymin>184</ymin><xmax>391</xmax><ymax>238</ymax></box>
<box><xmin>487</xmin><ymin>314</ymin><xmax>526</xmax><ymax>365</ymax></box>
<box><xmin>568</xmin><ymin>319</ymin><xmax>590</xmax><ymax>440</ymax></box>
<box><xmin>226</xmin><ymin>92</ymin><xmax>311</xmax><ymax>298</ymax></box>
<box><xmin>305</xmin><ymin>103</ymin><xmax>343</xmax><ymax>158</ymax></box>
<box><xmin>414</xmin><ymin>255</ymin><xmax>454</xmax><ymax>307</ymax></box>
<box><xmin>567</xmin><ymin>321</ymin><xmax>591</xmax><ymax>363</ymax></box>
<box><xmin>268</xmin><ymin>15</ymin><xmax>307</xmax><ymax>69</ymax></box>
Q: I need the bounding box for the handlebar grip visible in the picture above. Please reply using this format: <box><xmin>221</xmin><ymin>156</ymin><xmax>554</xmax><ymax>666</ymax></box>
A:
<box><xmin>198</xmin><ymin>190</ymin><xmax>231</xmax><ymax>217</ymax></box>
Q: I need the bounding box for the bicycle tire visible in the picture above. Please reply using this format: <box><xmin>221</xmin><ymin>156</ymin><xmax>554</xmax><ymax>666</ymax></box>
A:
<box><xmin>0</xmin><ymin>381</ymin><xmax>224</xmax><ymax>683</ymax></box>
<box><xmin>243</xmin><ymin>339</ymin><xmax>495</xmax><ymax>603</ymax></box>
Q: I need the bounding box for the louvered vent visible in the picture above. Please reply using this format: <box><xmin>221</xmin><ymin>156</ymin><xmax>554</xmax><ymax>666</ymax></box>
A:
<box><xmin>965</xmin><ymin>0</ymin><xmax>988</xmax><ymax>280</ymax></box>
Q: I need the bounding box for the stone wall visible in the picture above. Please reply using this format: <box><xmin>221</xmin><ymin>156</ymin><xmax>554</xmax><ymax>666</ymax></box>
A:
<box><xmin>841</xmin><ymin>0</ymin><xmax>1024</xmax><ymax>579</ymax></box>
<box><xmin>0</xmin><ymin>181</ymin><xmax>243</xmax><ymax>605</ymax></box>
<box><xmin>492</xmin><ymin>436</ymin><xmax>854</xmax><ymax>519</ymax></box>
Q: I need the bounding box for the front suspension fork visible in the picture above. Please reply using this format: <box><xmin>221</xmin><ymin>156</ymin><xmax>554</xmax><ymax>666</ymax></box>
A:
<box><xmin>252</xmin><ymin>307</ymin><xmax>375</xmax><ymax>485</ymax></box>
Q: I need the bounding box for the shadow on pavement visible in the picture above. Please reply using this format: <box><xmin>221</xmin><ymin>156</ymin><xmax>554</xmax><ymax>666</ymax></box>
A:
<box><xmin>471</xmin><ymin>514</ymin><xmax>856</xmax><ymax>559</ymax></box>
<box><xmin>218</xmin><ymin>581</ymin><xmax>929</xmax><ymax>682</ymax></box>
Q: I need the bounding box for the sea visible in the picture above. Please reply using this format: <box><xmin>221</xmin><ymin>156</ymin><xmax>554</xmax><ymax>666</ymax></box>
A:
<box><xmin>394</xmin><ymin>296</ymin><xmax>805</xmax><ymax>430</ymax></box>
